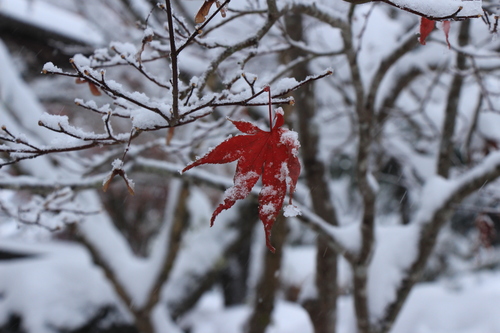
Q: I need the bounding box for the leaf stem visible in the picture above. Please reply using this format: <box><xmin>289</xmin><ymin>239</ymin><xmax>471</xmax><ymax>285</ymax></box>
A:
<box><xmin>266</xmin><ymin>86</ymin><xmax>272</xmax><ymax>131</ymax></box>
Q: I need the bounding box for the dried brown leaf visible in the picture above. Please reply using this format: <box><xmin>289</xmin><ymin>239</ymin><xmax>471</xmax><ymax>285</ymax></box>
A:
<box><xmin>195</xmin><ymin>0</ymin><xmax>216</xmax><ymax>24</ymax></box>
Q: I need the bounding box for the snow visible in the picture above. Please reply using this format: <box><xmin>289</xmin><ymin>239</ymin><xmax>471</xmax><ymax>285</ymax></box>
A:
<box><xmin>391</xmin><ymin>271</ymin><xmax>500</xmax><ymax>333</ymax></box>
<box><xmin>412</xmin><ymin>150</ymin><xmax>500</xmax><ymax>227</ymax></box>
<box><xmin>136</xmin><ymin>157</ymin><xmax>235</xmax><ymax>190</ymax></box>
<box><xmin>281</xmin><ymin>245</ymin><xmax>353</xmax><ymax>299</ymax></box>
<box><xmin>383</xmin><ymin>130</ymin><xmax>438</xmax><ymax>181</ymax></box>
<box><xmin>356</xmin><ymin>6</ymin><xmax>407</xmax><ymax>88</ymax></box>
<box><xmin>283</xmin><ymin>204</ymin><xmax>301</xmax><ymax>217</ymax></box>
<box><xmin>76</xmin><ymin>189</ymin><xmax>177</xmax><ymax>310</ymax></box>
<box><xmin>367</xmin><ymin>172</ymin><xmax>379</xmax><ymax>192</ymax></box>
<box><xmin>152</xmin><ymin>305</ymin><xmax>183</xmax><ymax>333</ymax></box>
<box><xmin>38</xmin><ymin>112</ymin><xmax>69</xmax><ymax>130</ymax></box>
<box><xmin>413</xmin><ymin>176</ymin><xmax>456</xmax><ymax>224</ymax></box>
<box><xmin>368</xmin><ymin>225</ymin><xmax>421</xmax><ymax>319</ymax></box>
<box><xmin>110</xmin><ymin>42</ymin><xmax>139</xmax><ymax>58</ymax></box>
<box><xmin>126</xmin><ymin>0</ymin><xmax>152</xmax><ymax>20</ymax></box>
<box><xmin>41</xmin><ymin>62</ymin><xmax>62</xmax><ymax>74</ymax></box>
<box><xmin>143</xmin><ymin>27</ymin><xmax>154</xmax><ymax>39</ymax></box>
<box><xmin>4</xmin><ymin>235</ymin><xmax>500</xmax><ymax>333</ymax></box>
<box><xmin>327</xmin><ymin>271</ymin><xmax>500</xmax><ymax>333</ymax></box>
<box><xmin>0</xmin><ymin>240</ymin><xmax>124</xmax><ymax>333</ymax></box>
<box><xmin>297</xmin><ymin>204</ymin><xmax>362</xmax><ymax>255</ymax></box>
<box><xmin>181</xmin><ymin>292</ymin><xmax>314</xmax><ymax>333</ymax></box>
<box><xmin>0</xmin><ymin>40</ymin><xmax>59</xmax><ymax>178</ymax></box>
<box><xmin>275</xmin><ymin>77</ymin><xmax>299</xmax><ymax>95</ymax></box>
<box><xmin>224</xmin><ymin>171</ymin><xmax>259</xmax><ymax>200</ymax></box>
<box><xmin>131</xmin><ymin>108</ymin><xmax>170</xmax><ymax>130</ymax></box>
<box><xmin>477</xmin><ymin>112</ymin><xmax>500</xmax><ymax>141</ymax></box>
<box><xmin>261</xmin><ymin>202</ymin><xmax>277</xmax><ymax>216</ymax></box>
<box><xmin>390</xmin><ymin>0</ymin><xmax>482</xmax><ymax>18</ymax></box>
<box><xmin>112</xmin><ymin>158</ymin><xmax>124</xmax><ymax>170</ymax></box>
<box><xmin>0</xmin><ymin>0</ymin><xmax>104</xmax><ymax>45</ymax></box>
<box><xmin>281</xmin><ymin>246</ymin><xmax>317</xmax><ymax>289</ymax></box>
<box><xmin>280</xmin><ymin>130</ymin><xmax>300</xmax><ymax>157</ymax></box>
<box><xmin>163</xmin><ymin>197</ymin><xmax>241</xmax><ymax>307</ymax></box>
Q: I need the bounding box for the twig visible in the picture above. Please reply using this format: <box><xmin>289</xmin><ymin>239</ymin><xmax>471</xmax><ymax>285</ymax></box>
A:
<box><xmin>164</xmin><ymin>0</ymin><xmax>180</xmax><ymax>122</ymax></box>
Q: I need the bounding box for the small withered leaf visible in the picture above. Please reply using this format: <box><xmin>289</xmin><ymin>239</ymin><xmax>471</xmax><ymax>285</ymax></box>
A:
<box><xmin>88</xmin><ymin>82</ymin><xmax>102</xmax><ymax>96</ymax></box>
<box><xmin>215</xmin><ymin>1</ymin><xmax>226</xmax><ymax>18</ymax></box>
<box><xmin>166</xmin><ymin>127</ymin><xmax>175</xmax><ymax>145</ymax></box>
<box><xmin>103</xmin><ymin>169</ymin><xmax>135</xmax><ymax>195</ymax></box>
<box><xmin>75</xmin><ymin>78</ymin><xmax>101</xmax><ymax>96</ymax></box>
<box><xmin>195</xmin><ymin>0</ymin><xmax>216</xmax><ymax>24</ymax></box>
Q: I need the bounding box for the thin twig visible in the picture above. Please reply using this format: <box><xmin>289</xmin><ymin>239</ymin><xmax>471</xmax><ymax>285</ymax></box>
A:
<box><xmin>164</xmin><ymin>0</ymin><xmax>180</xmax><ymax>122</ymax></box>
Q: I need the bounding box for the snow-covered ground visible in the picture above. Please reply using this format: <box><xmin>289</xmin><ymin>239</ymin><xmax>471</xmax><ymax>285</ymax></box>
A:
<box><xmin>0</xmin><ymin>0</ymin><xmax>104</xmax><ymax>45</ymax></box>
<box><xmin>2</xmin><ymin>239</ymin><xmax>500</xmax><ymax>333</ymax></box>
<box><xmin>0</xmin><ymin>240</ymin><xmax>125</xmax><ymax>333</ymax></box>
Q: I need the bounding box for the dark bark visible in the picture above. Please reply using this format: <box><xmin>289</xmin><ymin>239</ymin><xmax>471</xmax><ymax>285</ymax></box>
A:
<box><xmin>75</xmin><ymin>180</ymin><xmax>189</xmax><ymax>333</ymax></box>
<box><xmin>0</xmin><ymin>12</ymin><xmax>94</xmax><ymax>77</ymax></box>
<box><xmin>284</xmin><ymin>13</ymin><xmax>339</xmax><ymax>333</ymax></box>
<box><xmin>0</xmin><ymin>314</ymin><xmax>24</xmax><ymax>333</ymax></box>
<box><xmin>437</xmin><ymin>20</ymin><xmax>470</xmax><ymax>178</ymax></box>
<box><xmin>100</xmin><ymin>180</ymin><xmax>170</xmax><ymax>257</ymax></box>
<box><xmin>60</xmin><ymin>306</ymin><xmax>138</xmax><ymax>333</ymax></box>
<box><xmin>246</xmin><ymin>214</ymin><xmax>287</xmax><ymax>333</ymax></box>
<box><xmin>169</xmin><ymin>198</ymin><xmax>258</xmax><ymax>319</ymax></box>
<box><xmin>220</xmin><ymin>212</ymin><xmax>253</xmax><ymax>306</ymax></box>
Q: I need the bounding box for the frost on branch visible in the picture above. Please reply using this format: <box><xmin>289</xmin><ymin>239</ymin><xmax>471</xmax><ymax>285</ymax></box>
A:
<box><xmin>182</xmin><ymin>108</ymin><xmax>301</xmax><ymax>252</ymax></box>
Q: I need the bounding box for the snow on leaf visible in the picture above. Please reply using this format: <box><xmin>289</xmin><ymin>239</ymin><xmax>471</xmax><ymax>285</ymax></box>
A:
<box><xmin>182</xmin><ymin>108</ymin><xmax>301</xmax><ymax>252</ymax></box>
<box><xmin>102</xmin><ymin>159</ymin><xmax>135</xmax><ymax>195</ymax></box>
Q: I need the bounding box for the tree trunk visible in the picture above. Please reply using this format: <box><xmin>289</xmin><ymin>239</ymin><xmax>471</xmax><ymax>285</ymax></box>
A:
<box><xmin>284</xmin><ymin>13</ymin><xmax>339</xmax><ymax>333</ymax></box>
<box><xmin>246</xmin><ymin>214</ymin><xmax>287</xmax><ymax>333</ymax></box>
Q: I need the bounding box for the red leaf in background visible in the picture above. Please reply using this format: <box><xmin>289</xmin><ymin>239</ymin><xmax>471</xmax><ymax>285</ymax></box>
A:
<box><xmin>194</xmin><ymin>0</ymin><xmax>215</xmax><ymax>24</ymax></box>
<box><xmin>182</xmin><ymin>108</ymin><xmax>301</xmax><ymax>252</ymax></box>
<box><xmin>419</xmin><ymin>17</ymin><xmax>435</xmax><ymax>45</ymax></box>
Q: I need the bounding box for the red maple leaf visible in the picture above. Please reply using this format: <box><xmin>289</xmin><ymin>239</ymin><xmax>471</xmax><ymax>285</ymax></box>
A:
<box><xmin>182</xmin><ymin>107</ymin><xmax>301</xmax><ymax>252</ymax></box>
